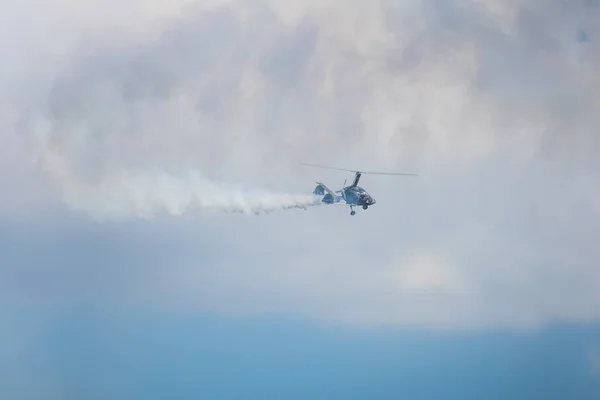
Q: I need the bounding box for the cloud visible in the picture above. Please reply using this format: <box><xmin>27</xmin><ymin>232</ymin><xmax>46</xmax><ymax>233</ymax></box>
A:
<box><xmin>2</xmin><ymin>0</ymin><xmax>600</xmax><ymax>329</ymax></box>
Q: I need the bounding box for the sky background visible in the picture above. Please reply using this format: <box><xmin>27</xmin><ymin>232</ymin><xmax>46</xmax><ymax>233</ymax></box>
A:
<box><xmin>1</xmin><ymin>0</ymin><xmax>600</xmax><ymax>398</ymax></box>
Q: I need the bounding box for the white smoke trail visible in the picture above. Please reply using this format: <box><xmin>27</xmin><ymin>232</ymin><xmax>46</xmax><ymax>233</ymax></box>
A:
<box><xmin>35</xmin><ymin>132</ymin><xmax>322</xmax><ymax>221</ymax></box>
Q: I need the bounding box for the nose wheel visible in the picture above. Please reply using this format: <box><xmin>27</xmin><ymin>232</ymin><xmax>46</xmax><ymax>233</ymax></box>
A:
<box><xmin>350</xmin><ymin>206</ymin><xmax>356</xmax><ymax>216</ymax></box>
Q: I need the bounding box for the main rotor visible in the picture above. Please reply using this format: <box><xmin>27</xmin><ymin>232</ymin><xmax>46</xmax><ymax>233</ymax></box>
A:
<box><xmin>299</xmin><ymin>162</ymin><xmax>419</xmax><ymax>177</ymax></box>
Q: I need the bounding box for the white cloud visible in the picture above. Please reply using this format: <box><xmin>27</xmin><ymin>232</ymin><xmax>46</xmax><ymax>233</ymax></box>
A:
<box><xmin>392</xmin><ymin>252</ymin><xmax>472</xmax><ymax>295</ymax></box>
<box><xmin>2</xmin><ymin>0</ymin><xmax>600</xmax><ymax>329</ymax></box>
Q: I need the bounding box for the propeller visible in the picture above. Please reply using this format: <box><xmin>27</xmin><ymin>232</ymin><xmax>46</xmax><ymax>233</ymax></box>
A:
<box><xmin>335</xmin><ymin>178</ymin><xmax>347</xmax><ymax>202</ymax></box>
<box><xmin>299</xmin><ymin>162</ymin><xmax>419</xmax><ymax>176</ymax></box>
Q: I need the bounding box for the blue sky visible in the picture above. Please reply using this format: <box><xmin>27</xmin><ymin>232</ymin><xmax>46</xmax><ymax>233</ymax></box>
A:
<box><xmin>2</xmin><ymin>306</ymin><xmax>600</xmax><ymax>399</ymax></box>
<box><xmin>1</xmin><ymin>0</ymin><xmax>600</xmax><ymax>398</ymax></box>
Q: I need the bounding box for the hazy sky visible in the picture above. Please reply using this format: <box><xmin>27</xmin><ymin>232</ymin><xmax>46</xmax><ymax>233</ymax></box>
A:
<box><xmin>1</xmin><ymin>0</ymin><xmax>600</xmax><ymax>398</ymax></box>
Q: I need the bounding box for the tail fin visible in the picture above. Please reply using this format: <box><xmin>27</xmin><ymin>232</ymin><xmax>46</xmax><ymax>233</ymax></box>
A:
<box><xmin>313</xmin><ymin>182</ymin><xmax>341</xmax><ymax>204</ymax></box>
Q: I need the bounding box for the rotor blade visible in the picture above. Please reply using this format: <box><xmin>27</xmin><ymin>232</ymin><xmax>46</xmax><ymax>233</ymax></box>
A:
<box><xmin>360</xmin><ymin>171</ymin><xmax>419</xmax><ymax>176</ymax></box>
<box><xmin>300</xmin><ymin>162</ymin><xmax>418</xmax><ymax>176</ymax></box>
<box><xmin>299</xmin><ymin>162</ymin><xmax>358</xmax><ymax>173</ymax></box>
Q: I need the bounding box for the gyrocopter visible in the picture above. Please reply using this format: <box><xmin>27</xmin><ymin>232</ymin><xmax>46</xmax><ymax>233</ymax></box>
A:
<box><xmin>300</xmin><ymin>163</ymin><xmax>419</xmax><ymax>216</ymax></box>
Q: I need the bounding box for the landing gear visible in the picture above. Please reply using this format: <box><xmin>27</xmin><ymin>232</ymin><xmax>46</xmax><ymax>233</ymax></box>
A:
<box><xmin>362</xmin><ymin>205</ymin><xmax>368</xmax><ymax>210</ymax></box>
<box><xmin>350</xmin><ymin>206</ymin><xmax>356</xmax><ymax>216</ymax></box>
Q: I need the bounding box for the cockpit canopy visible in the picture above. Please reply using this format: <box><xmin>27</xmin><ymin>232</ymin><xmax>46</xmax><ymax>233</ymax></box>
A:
<box><xmin>355</xmin><ymin>187</ymin><xmax>369</xmax><ymax>197</ymax></box>
<box><xmin>353</xmin><ymin>186</ymin><xmax>376</xmax><ymax>204</ymax></box>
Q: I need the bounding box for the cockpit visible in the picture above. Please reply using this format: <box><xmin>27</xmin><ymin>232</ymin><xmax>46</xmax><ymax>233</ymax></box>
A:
<box><xmin>356</xmin><ymin>187</ymin><xmax>376</xmax><ymax>205</ymax></box>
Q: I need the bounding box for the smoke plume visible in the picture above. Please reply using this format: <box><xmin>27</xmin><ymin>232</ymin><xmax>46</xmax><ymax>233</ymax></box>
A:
<box><xmin>33</xmin><ymin>130</ymin><xmax>321</xmax><ymax>221</ymax></box>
